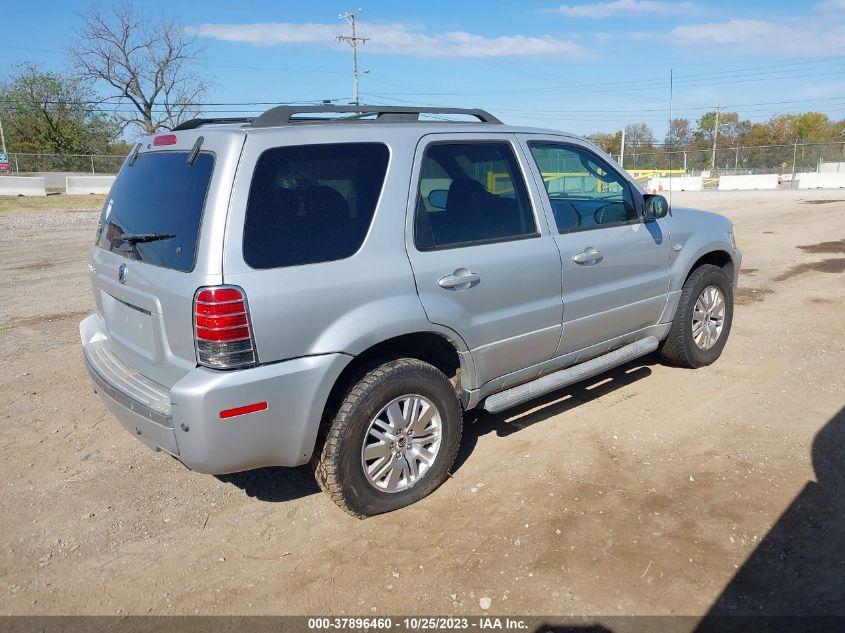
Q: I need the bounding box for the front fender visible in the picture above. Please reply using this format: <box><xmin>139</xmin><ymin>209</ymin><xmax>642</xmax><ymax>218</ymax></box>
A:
<box><xmin>671</xmin><ymin>237</ymin><xmax>739</xmax><ymax>291</ymax></box>
<box><xmin>660</xmin><ymin>207</ymin><xmax>741</xmax><ymax>323</ymax></box>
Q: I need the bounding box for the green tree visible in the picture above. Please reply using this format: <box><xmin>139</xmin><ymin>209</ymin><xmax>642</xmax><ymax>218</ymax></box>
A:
<box><xmin>695</xmin><ymin>111</ymin><xmax>749</xmax><ymax>147</ymax></box>
<box><xmin>767</xmin><ymin>114</ymin><xmax>796</xmax><ymax>144</ymax></box>
<box><xmin>665</xmin><ymin>118</ymin><xmax>693</xmax><ymax>148</ymax></box>
<box><xmin>589</xmin><ymin>130</ymin><xmax>623</xmax><ymax>158</ymax></box>
<box><xmin>0</xmin><ymin>62</ymin><xmax>118</xmax><ymax>153</ymax></box>
<box><xmin>792</xmin><ymin>112</ymin><xmax>833</xmax><ymax>142</ymax></box>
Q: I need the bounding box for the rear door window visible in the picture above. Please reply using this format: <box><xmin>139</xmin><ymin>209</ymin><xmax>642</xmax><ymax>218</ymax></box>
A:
<box><xmin>414</xmin><ymin>142</ymin><xmax>537</xmax><ymax>250</ymax></box>
<box><xmin>96</xmin><ymin>152</ymin><xmax>215</xmax><ymax>272</ymax></box>
<box><xmin>242</xmin><ymin>143</ymin><xmax>389</xmax><ymax>269</ymax></box>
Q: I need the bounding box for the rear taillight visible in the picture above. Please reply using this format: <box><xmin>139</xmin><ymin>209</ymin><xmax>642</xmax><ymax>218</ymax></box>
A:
<box><xmin>194</xmin><ymin>286</ymin><xmax>257</xmax><ymax>369</ymax></box>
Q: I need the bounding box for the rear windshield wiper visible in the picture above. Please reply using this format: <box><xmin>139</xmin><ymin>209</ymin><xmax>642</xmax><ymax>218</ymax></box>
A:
<box><xmin>115</xmin><ymin>232</ymin><xmax>176</xmax><ymax>245</ymax></box>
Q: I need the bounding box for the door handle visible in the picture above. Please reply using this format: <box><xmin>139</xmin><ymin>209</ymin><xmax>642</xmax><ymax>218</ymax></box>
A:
<box><xmin>573</xmin><ymin>247</ymin><xmax>603</xmax><ymax>265</ymax></box>
<box><xmin>438</xmin><ymin>269</ymin><xmax>481</xmax><ymax>290</ymax></box>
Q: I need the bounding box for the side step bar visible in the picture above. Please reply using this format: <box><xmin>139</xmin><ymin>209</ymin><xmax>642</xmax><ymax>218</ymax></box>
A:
<box><xmin>482</xmin><ymin>336</ymin><xmax>659</xmax><ymax>414</ymax></box>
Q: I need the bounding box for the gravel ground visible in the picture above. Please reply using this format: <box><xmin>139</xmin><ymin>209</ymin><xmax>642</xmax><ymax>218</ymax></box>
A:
<box><xmin>0</xmin><ymin>190</ymin><xmax>843</xmax><ymax>623</ymax></box>
<box><xmin>0</xmin><ymin>209</ymin><xmax>98</xmax><ymax>229</ymax></box>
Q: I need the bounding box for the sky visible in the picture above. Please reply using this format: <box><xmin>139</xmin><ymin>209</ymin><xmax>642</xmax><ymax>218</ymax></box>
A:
<box><xmin>3</xmin><ymin>0</ymin><xmax>845</xmax><ymax>139</ymax></box>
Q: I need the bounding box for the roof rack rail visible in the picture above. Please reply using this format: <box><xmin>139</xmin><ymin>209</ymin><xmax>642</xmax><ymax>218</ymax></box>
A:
<box><xmin>171</xmin><ymin>117</ymin><xmax>254</xmax><ymax>131</ymax></box>
<box><xmin>249</xmin><ymin>105</ymin><xmax>501</xmax><ymax>127</ymax></box>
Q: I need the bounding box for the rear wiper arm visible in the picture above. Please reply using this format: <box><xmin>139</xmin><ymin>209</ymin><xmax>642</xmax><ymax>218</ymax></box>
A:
<box><xmin>116</xmin><ymin>232</ymin><xmax>176</xmax><ymax>245</ymax></box>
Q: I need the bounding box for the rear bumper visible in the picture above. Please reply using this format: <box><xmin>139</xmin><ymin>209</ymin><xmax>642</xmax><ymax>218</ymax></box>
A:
<box><xmin>80</xmin><ymin>313</ymin><xmax>351</xmax><ymax>474</ymax></box>
<box><xmin>84</xmin><ymin>350</ymin><xmax>180</xmax><ymax>456</ymax></box>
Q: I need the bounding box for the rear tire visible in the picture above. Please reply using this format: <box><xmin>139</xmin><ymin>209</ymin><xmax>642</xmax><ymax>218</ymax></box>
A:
<box><xmin>313</xmin><ymin>358</ymin><xmax>463</xmax><ymax>518</ymax></box>
<box><xmin>660</xmin><ymin>264</ymin><xmax>734</xmax><ymax>368</ymax></box>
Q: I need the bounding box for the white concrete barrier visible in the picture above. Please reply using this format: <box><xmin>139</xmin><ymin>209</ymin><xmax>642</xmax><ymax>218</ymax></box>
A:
<box><xmin>717</xmin><ymin>174</ymin><xmax>779</xmax><ymax>191</ymax></box>
<box><xmin>0</xmin><ymin>176</ymin><xmax>47</xmax><ymax>196</ymax></box>
<box><xmin>646</xmin><ymin>176</ymin><xmax>703</xmax><ymax>193</ymax></box>
<box><xmin>66</xmin><ymin>175</ymin><xmax>116</xmax><ymax>195</ymax></box>
<box><xmin>781</xmin><ymin>173</ymin><xmax>814</xmax><ymax>183</ymax></box>
<box><xmin>797</xmin><ymin>173</ymin><xmax>845</xmax><ymax>189</ymax></box>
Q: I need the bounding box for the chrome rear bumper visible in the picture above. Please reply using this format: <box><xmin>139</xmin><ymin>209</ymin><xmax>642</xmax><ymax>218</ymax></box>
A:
<box><xmin>83</xmin><ymin>340</ymin><xmax>179</xmax><ymax>456</ymax></box>
<box><xmin>84</xmin><ymin>341</ymin><xmax>172</xmax><ymax>426</ymax></box>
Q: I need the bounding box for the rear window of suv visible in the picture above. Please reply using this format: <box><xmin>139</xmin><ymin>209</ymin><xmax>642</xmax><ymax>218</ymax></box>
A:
<box><xmin>96</xmin><ymin>151</ymin><xmax>214</xmax><ymax>272</ymax></box>
<box><xmin>242</xmin><ymin>143</ymin><xmax>389</xmax><ymax>269</ymax></box>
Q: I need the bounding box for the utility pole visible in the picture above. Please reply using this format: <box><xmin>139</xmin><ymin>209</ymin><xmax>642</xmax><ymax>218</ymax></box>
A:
<box><xmin>0</xmin><ymin>110</ymin><xmax>7</xmax><ymax>155</ymax></box>
<box><xmin>791</xmin><ymin>139</ymin><xmax>798</xmax><ymax>188</ymax></box>
<box><xmin>710</xmin><ymin>105</ymin><xmax>720</xmax><ymax>171</ymax></box>
<box><xmin>619</xmin><ymin>127</ymin><xmax>626</xmax><ymax>168</ymax></box>
<box><xmin>337</xmin><ymin>9</ymin><xmax>369</xmax><ymax>108</ymax></box>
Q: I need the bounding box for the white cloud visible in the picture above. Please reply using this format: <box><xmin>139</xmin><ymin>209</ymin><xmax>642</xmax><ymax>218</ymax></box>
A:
<box><xmin>670</xmin><ymin>19</ymin><xmax>845</xmax><ymax>55</ymax></box>
<box><xmin>193</xmin><ymin>21</ymin><xmax>584</xmax><ymax>58</ymax></box>
<box><xmin>816</xmin><ymin>0</ymin><xmax>845</xmax><ymax>11</ymax></box>
<box><xmin>549</xmin><ymin>0</ymin><xmax>698</xmax><ymax>18</ymax></box>
<box><xmin>671</xmin><ymin>19</ymin><xmax>774</xmax><ymax>45</ymax></box>
<box><xmin>194</xmin><ymin>22</ymin><xmax>338</xmax><ymax>46</ymax></box>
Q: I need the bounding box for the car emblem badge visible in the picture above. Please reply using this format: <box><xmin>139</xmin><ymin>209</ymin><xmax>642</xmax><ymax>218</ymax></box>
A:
<box><xmin>118</xmin><ymin>263</ymin><xmax>127</xmax><ymax>285</ymax></box>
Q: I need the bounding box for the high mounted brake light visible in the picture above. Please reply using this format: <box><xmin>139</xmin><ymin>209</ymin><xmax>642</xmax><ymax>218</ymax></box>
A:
<box><xmin>194</xmin><ymin>286</ymin><xmax>257</xmax><ymax>369</ymax></box>
<box><xmin>153</xmin><ymin>134</ymin><xmax>178</xmax><ymax>146</ymax></box>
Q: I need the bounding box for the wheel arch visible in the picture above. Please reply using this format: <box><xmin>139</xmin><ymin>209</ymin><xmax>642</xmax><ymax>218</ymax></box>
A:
<box><xmin>313</xmin><ymin>330</ymin><xmax>473</xmax><ymax>460</ymax></box>
<box><xmin>683</xmin><ymin>249</ymin><xmax>736</xmax><ymax>287</ymax></box>
<box><xmin>662</xmin><ymin>242</ymin><xmax>738</xmax><ymax>325</ymax></box>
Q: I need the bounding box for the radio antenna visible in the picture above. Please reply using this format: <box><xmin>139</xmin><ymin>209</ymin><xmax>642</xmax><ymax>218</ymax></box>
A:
<box><xmin>668</xmin><ymin>68</ymin><xmax>673</xmax><ymax>208</ymax></box>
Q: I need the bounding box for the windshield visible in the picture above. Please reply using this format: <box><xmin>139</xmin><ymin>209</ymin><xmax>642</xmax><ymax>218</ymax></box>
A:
<box><xmin>96</xmin><ymin>151</ymin><xmax>215</xmax><ymax>272</ymax></box>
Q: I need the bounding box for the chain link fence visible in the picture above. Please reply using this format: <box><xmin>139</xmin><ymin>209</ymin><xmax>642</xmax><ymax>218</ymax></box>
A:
<box><xmin>2</xmin><ymin>153</ymin><xmax>127</xmax><ymax>175</ymax></box>
<box><xmin>3</xmin><ymin>143</ymin><xmax>845</xmax><ymax>182</ymax></box>
<box><xmin>616</xmin><ymin>141</ymin><xmax>845</xmax><ymax>177</ymax></box>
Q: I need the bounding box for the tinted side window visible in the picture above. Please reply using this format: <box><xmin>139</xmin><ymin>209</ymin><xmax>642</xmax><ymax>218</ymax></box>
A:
<box><xmin>415</xmin><ymin>142</ymin><xmax>536</xmax><ymax>250</ymax></box>
<box><xmin>528</xmin><ymin>143</ymin><xmax>637</xmax><ymax>233</ymax></box>
<box><xmin>243</xmin><ymin>143</ymin><xmax>389</xmax><ymax>269</ymax></box>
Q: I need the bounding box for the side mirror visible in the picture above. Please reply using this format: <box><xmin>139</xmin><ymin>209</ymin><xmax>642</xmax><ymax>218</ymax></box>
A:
<box><xmin>643</xmin><ymin>194</ymin><xmax>669</xmax><ymax>221</ymax></box>
<box><xmin>428</xmin><ymin>189</ymin><xmax>448</xmax><ymax>209</ymax></box>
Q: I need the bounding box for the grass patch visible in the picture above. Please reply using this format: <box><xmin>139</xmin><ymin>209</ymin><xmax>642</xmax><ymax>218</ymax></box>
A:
<box><xmin>0</xmin><ymin>194</ymin><xmax>105</xmax><ymax>214</ymax></box>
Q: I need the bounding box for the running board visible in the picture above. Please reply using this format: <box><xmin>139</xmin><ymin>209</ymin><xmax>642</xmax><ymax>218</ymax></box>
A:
<box><xmin>482</xmin><ymin>336</ymin><xmax>659</xmax><ymax>414</ymax></box>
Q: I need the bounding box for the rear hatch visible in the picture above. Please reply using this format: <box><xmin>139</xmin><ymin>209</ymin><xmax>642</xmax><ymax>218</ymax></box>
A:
<box><xmin>88</xmin><ymin>130</ymin><xmax>245</xmax><ymax>388</ymax></box>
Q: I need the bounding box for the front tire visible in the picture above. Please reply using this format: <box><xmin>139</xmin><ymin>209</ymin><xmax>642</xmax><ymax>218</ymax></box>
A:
<box><xmin>313</xmin><ymin>358</ymin><xmax>463</xmax><ymax>518</ymax></box>
<box><xmin>660</xmin><ymin>264</ymin><xmax>734</xmax><ymax>368</ymax></box>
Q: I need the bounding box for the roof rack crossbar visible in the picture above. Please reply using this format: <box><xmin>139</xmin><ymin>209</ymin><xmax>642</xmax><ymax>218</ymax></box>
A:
<box><xmin>249</xmin><ymin>105</ymin><xmax>501</xmax><ymax>127</ymax></box>
<box><xmin>171</xmin><ymin>117</ymin><xmax>254</xmax><ymax>131</ymax></box>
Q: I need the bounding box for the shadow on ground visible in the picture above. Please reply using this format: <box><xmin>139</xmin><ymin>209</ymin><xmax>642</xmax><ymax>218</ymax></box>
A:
<box><xmin>453</xmin><ymin>356</ymin><xmax>657</xmax><ymax>473</ymax></box>
<box><xmin>693</xmin><ymin>404</ymin><xmax>845</xmax><ymax>630</ymax></box>
<box><xmin>217</xmin><ymin>464</ymin><xmax>320</xmax><ymax>502</ymax></box>
<box><xmin>532</xmin><ymin>405</ymin><xmax>845</xmax><ymax>630</ymax></box>
<box><xmin>219</xmin><ymin>355</ymin><xmax>658</xmax><ymax>502</ymax></box>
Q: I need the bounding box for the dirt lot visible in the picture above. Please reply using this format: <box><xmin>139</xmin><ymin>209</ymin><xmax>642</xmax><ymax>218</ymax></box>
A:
<box><xmin>0</xmin><ymin>190</ymin><xmax>843</xmax><ymax>622</ymax></box>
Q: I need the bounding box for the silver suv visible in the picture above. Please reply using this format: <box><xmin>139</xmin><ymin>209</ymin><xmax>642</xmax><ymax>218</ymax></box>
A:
<box><xmin>80</xmin><ymin>105</ymin><xmax>741</xmax><ymax>517</ymax></box>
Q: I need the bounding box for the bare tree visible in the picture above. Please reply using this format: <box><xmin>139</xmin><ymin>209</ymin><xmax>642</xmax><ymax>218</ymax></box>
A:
<box><xmin>69</xmin><ymin>1</ymin><xmax>209</xmax><ymax>134</ymax></box>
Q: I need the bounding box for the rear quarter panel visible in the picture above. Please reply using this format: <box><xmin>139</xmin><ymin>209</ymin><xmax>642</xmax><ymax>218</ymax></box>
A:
<box><xmin>221</xmin><ymin>127</ymin><xmax>466</xmax><ymax>365</ymax></box>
